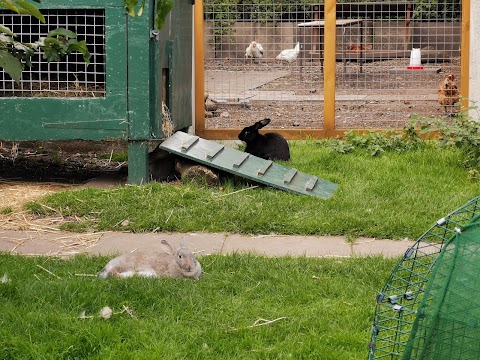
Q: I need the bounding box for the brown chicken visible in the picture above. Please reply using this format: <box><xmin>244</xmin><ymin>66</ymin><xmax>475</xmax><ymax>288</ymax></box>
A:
<box><xmin>438</xmin><ymin>74</ymin><xmax>460</xmax><ymax>114</ymax></box>
<box><xmin>346</xmin><ymin>43</ymin><xmax>372</xmax><ymax>53</ymax></box>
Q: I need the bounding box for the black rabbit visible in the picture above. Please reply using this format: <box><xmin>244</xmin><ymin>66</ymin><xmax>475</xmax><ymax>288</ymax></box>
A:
<box><xmin>238</xmin><ymin>118</ymin><xmax>290</xmax><ymax>161</ymax></box>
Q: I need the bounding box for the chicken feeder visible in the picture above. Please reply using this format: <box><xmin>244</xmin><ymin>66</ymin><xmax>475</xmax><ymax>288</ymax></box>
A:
<box><xmin>0</xmin><ymin>0</ymin><xmax>193</xmax><ymax>184</ymax></box>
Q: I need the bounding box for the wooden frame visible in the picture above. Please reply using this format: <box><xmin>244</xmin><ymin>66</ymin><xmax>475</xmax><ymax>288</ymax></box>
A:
<box><xmin>194</xmin><ymin>0</ymin><xmax>469</xmax><ymax>140</ymax></box>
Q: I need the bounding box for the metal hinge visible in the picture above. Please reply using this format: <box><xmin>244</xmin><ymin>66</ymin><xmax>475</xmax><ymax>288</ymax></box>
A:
<box><xmin>150</xmin><ymin>30</ymin><xmax>159</xmax><ymax>40</ymax></box>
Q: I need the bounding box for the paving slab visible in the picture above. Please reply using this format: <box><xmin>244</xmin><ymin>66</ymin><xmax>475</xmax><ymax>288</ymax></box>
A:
<box><xmin>0</xmin><ymin>229</ymin><xmax>415</xmax><ymax>259</ymax></box>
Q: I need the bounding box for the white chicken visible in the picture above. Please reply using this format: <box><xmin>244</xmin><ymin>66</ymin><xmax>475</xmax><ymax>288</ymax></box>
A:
<box><xmin>276</xmin><ymin>42</ymin><xmax>300</xmax><ymax>63</ymax></box>
<box><xmin>245</xmin><ymin>41</ymin><xmax>264</xmax><ymax>62</ymax></box>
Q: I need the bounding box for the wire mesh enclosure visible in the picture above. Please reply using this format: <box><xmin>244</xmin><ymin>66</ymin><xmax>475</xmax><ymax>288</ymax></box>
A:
<box><xmin>0</xmin><ymin>0</ymin><xmax>194</xmax><ymax>184</ymax></box>
<box><xmin>202</xmin><ymin>0</ymin><xmax>462</xmax><ymax>132</ymax></box>
<box><xmin>368</xmin><ymin>195</ymin><xmax>480</xmax><ymax>360</ymax></box>
<box><xmin>0</xmin><ymin>9</ymin><xmax>106</xmax><ymax>97</ymax></box>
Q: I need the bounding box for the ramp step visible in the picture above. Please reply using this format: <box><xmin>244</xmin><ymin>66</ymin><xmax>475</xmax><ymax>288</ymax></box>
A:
<box><xmin>160</xmin><ymin>131</ymin><xmax>338</xmax><ymax>199</ymax></box>
<box><xmin>305</xmin><ymin>176</ymin><xmax>318</xmax><ymax>192</ymax></box>
<box><xmin>206</xmin><ymin>144</ymin><xmax>225</xmax><ymax>160</ymax></box>
<box><xmin>233</xmin><ymin>153</ymin><xmax>250</xmax><ymax>168</ymax></box>
<box><xmin>257</xmin><ymin>161</ymin><xmax>273</xmax><ymax>176</ymax></box>
<box><xmin>284</xmin><ymin>169</ymin><xmax>298</xmax><ymax>184</ymax></box>
<box><xmin>181</xmin><ymin>136</ymin><xmax>199</xmax><ymax>151</ymax></box>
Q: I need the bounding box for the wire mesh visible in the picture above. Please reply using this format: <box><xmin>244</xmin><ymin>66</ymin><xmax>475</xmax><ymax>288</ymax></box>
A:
<box><xmin>203</xmin><ymin>0</ymin><xmax>462</xmax><ymax>131</ymax></box>
<box><xmin>368</xmin><ymin>195</ymin><xmax>480</xmax><ymax>360</ymax></box>
<box><xmin>0</xmin><ymin>9</ymin><xmax>106</xmax><ymax>98</ymax></box>
<box><xmin>401</xmin><ymin>223</ymin><xmax>480</xmax><ymax>360</ymax></box>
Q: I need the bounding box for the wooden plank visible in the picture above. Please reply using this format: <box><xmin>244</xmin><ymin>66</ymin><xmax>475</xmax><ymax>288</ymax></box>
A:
<box><xmin>233</xmin><ymin>152</ymin><xmax>250</xmax><ymax>168</ymax></box>
<box><xmin>206</xmin><ymin>144</ymin><xmax>224</xmax><ymax>160</ymax></box>
<box><xmin>257</xmin><ymin>161</ymin><xmax>273</xmax><ymax>176</ymax></box>
<box><xmin>323</xmin><ymin>0</ymin><xmax>336</xmax><ymax>136</ymax></box>
<box><xmin>160</xmin><ymin>132</ymin><xmax>338</xmax><ymax>198</ymax></box>
<box><xmin>284</xmin><ymin>168</ymin><xmax>298</xmax><ymax>184</ymax></box>
<box><xmin>305</xmin><ymin>176</ymin><xmax>318</xmax><ymax>192</ymax></box>
<box><xmin>181</xmin><ymin>136</ymin><xmax>199</xmax><ymax>151</ymax></box>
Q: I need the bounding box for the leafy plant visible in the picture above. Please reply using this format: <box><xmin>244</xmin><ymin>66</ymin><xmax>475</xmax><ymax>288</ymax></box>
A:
<box><xmin>1</xmin><ymin>0</ymin><xmax>175</xmax><ymax>84</ymax></box>
<box><xmin>330</xmin><ymin>125</ymin><xmax>423</xmax><ymax>157</ymax></box>
<box><xmin>413</xmin><ymin>0</ymin><xmax>461</xmax><ymax>21</ymax></box>
<box><xmin>0</xmin><ymin>0</ymin><xmax>91</xmax><ymax>83</ymax></box>
<box><xmin>124</xmin><ymin>0</ymin><xmax>146</xmax><ymax>17</ymax></box>
<box><xmin>125</xmin><ymin>0</ymin><xmax>174</xmax><ymax>30</ymax></box>
<box><xmin>419</xmin><ymin>105</ymin><xmax>480</xmax><ymax>171</ymax></box>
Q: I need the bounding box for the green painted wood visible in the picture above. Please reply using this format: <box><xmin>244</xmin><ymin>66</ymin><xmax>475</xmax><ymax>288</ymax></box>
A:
<box><xmin>157</xmin><ymin>0</ymin><xmax>193</xmax><ymax>134</ymax></box>
<box><xmin>35</xmin><ymin>0</ymin><xmax>123</xmax><ymax>7</ymax></box>
<box><xmin>160</xmin><ymin>132</ymin><xmax>338</xmax><ymax>198</ymax></box>
<box><xmin>127</xmin><ymin>0</ymin><xmax>154</xmax><ymax>141</ymax></box>
<box><xmin>125</xmin><ymin>0</ymin><xmax>157</xmax><ymax>182</ymax></box>
<box><xmin>127</xmin><ymin>140</ymin><xmax>149</xmax><ymax>184</ymax></box>
<box><xmin>0</xmin><ymin>0</ymin><xmax>194</xmax><ymax>186</ymax></box>
<box><xmin>43</xmin><ymin>120</ymin><xmax>127</xmax><ymax>130</ymax></box>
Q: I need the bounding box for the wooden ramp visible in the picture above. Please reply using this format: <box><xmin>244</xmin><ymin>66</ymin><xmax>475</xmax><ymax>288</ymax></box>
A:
<box><xmin>160</xmin><ymin>132</ymin><xmax>338</xmax><ymax>199</ymax></box>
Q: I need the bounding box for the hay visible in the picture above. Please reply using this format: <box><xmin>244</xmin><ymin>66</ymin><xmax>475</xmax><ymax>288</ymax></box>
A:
<box><xmin>0</xmin><ymin>180</ymin><xmax>73</xmax><ymax>211</ymax></box>
<box><xmin>0</xmin><ymin>180</ymin><xmax>104</xmax><ymax>255</ymax></box>
<box><xmin>161</xmin><ymin>101</ymin><xmax>174</xmax><ymax>138</ymax></box>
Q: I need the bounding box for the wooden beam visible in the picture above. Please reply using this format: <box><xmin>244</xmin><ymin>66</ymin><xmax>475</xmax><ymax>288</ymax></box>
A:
<box><xmin>461</xmin><ymin>0</ymin><xmax>470</xmax><ymax>110</ymax></box>
<box><xmin>194</xmin><ymin>0</ymin><xmax>206</xmax><ymax>134</ymax></box>
<box><xmin>323</xmin><ymin>0</ymin><xmax>336</xmax><ymax>136</ymax></box>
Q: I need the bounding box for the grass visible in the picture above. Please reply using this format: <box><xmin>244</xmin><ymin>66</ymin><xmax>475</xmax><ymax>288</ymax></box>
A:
<box><xmin>26</xmin><ymin>140</ymin><xmax>480</xmax><ymax>239</ymax></box>
<box><xmin>0</xmin><ymin>253</ymin><xmax>396</xmax><ymax>359</ymax></box>
<box><xmin>4</xmin><ymin>138</ymin><xmax>479</xmax><ymax>359</ymax></box>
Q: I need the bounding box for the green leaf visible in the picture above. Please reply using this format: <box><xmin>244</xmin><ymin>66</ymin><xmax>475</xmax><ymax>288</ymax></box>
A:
<box><xmin>155</xmin><ymin>0</ymin><xmax>174</xmax><ymax>30</ymax></box>
<box><xmin>124</xmin><ymin>0</ymin><xmax>139</xmax><ymax>17</ymax></box>
<box><xmin>0</xmin><ymin>0</ymin><xmax>20</xmax><ymax>13</ymax></box>
<box><xmin>66</xmin><ymin>39</ymin><xmax>91</xmax><ymax>64</ymax></box>
<box><xmin>16</xmin><ymin>0</ymin><xmax>45</xmax><ymax>23</ymax></box>
<box><xmin>136</xmin><ymin>0</ymin><xmax>145</xmax><ymax>16</ymax></box>
<box><xmin>47</xmin><ymin>27</ymin><xmax>77</xmax><ymax>39</ymax></box>
<box><xmin>43</xmin><ymin>37</ymin><xmax>62</xmax><ymax>45</ymax></box>
<box><xmin>0</xmin><ymin>49</ymin><xmax>24</xmax><ymax>83</ymax></box>
<box><xmin>0</xmin><ymin>25</ymin><xmax>16</xmax><ymax>37</ymax></box>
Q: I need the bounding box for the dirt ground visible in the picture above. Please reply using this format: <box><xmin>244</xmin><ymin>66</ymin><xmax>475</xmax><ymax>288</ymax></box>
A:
<box><xmin>204</xmin><ymin>57</ymin><xmax>461</xmax><ymax>129</ymax></box>
<box><xmin>0</xmin><ymin>140</ymin><xmax>128</xmax><ymax>184</ymax></box>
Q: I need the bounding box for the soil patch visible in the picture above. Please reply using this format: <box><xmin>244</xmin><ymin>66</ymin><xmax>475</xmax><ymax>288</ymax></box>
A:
<box><xmin>0</xmin><ymin>140</ymin><xmax>128</xmax><ymax>184</ymax></box>
<box><xmin>204</xmin><ymin>57</ymin><xmax>461</xmax><ymax>129</ymax></box>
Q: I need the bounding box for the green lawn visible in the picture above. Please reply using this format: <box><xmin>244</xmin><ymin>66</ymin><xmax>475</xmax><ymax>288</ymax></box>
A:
<box><xmin>2</xmin><ymin>138</ymin><xmax>480</xmax><ymax>359</ymax></box>
<box><xmin>25</xmin><ymin>140</ymin><xmax>480</xmax><ymax>240</ymax></box>
<box><xmin>0</xmin><ymin>253</ymin><xmax>396</xmax><ymax>359</ymax></box>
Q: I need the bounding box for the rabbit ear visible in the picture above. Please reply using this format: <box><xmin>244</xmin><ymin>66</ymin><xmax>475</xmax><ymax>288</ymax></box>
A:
<box><xmin>180</xmin><ymin>237</ymin><xmax>188</xmax><ymax>249</ymax></box>
<box><xmin>160</xmin><ymin>240</ymin><xmax>175</xmax><ymax>255</ymax></box>
<box><xmin>257</xmin><ymin>118</ymin><xmax>271</xmax><ymax>128</ymax></box>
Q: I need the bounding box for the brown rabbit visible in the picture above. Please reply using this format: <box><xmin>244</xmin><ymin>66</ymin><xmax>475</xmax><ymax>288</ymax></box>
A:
<box><xmin>97</xmin><ymin>240</ymin><xmax>202</xmax><ymax>280</ymax></box>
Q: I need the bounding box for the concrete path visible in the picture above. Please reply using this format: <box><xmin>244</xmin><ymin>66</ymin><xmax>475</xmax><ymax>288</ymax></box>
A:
<box><xmin>0</xmin><ymin>177</ymin><xmax>415</xmax><ymax>259</ymax></box>
<box><xmin>204</xmin><ymin>69</ymin><xmax>438</xmax><ymax>102</ymax></box>
<box><xmin>0</xmin><ymin>229</ymin><xmax>414</xmax><ymax>258</ymax></box>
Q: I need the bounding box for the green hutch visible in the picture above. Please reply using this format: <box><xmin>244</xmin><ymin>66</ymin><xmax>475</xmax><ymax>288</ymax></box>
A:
<box><xmin>0</xmin><ymin>0</ymin><xmax>193</xmax><ymax>183</ymax></box>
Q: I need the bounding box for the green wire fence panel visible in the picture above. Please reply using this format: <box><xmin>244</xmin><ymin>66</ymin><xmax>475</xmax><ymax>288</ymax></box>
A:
<box><xmin>368</xmin><ymin>195</ymin><xmax>480</xmax><ymax>360</ymax></box>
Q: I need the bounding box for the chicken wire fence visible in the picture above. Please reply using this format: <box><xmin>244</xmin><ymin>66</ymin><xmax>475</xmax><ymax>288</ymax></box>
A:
<box><xmin>203</xmin><ymin>0</ymin><xmax>462</xmax><ymax>131</ymax></box>
<box><xmin>0</xmin><ymin>9</ymin><xmax>106</xmax><ymax>97</ymax></box>
<box><xmin>368</xmin><ymin>195</ymin><xmax>480</xmax><ymax>360</ymax></box>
